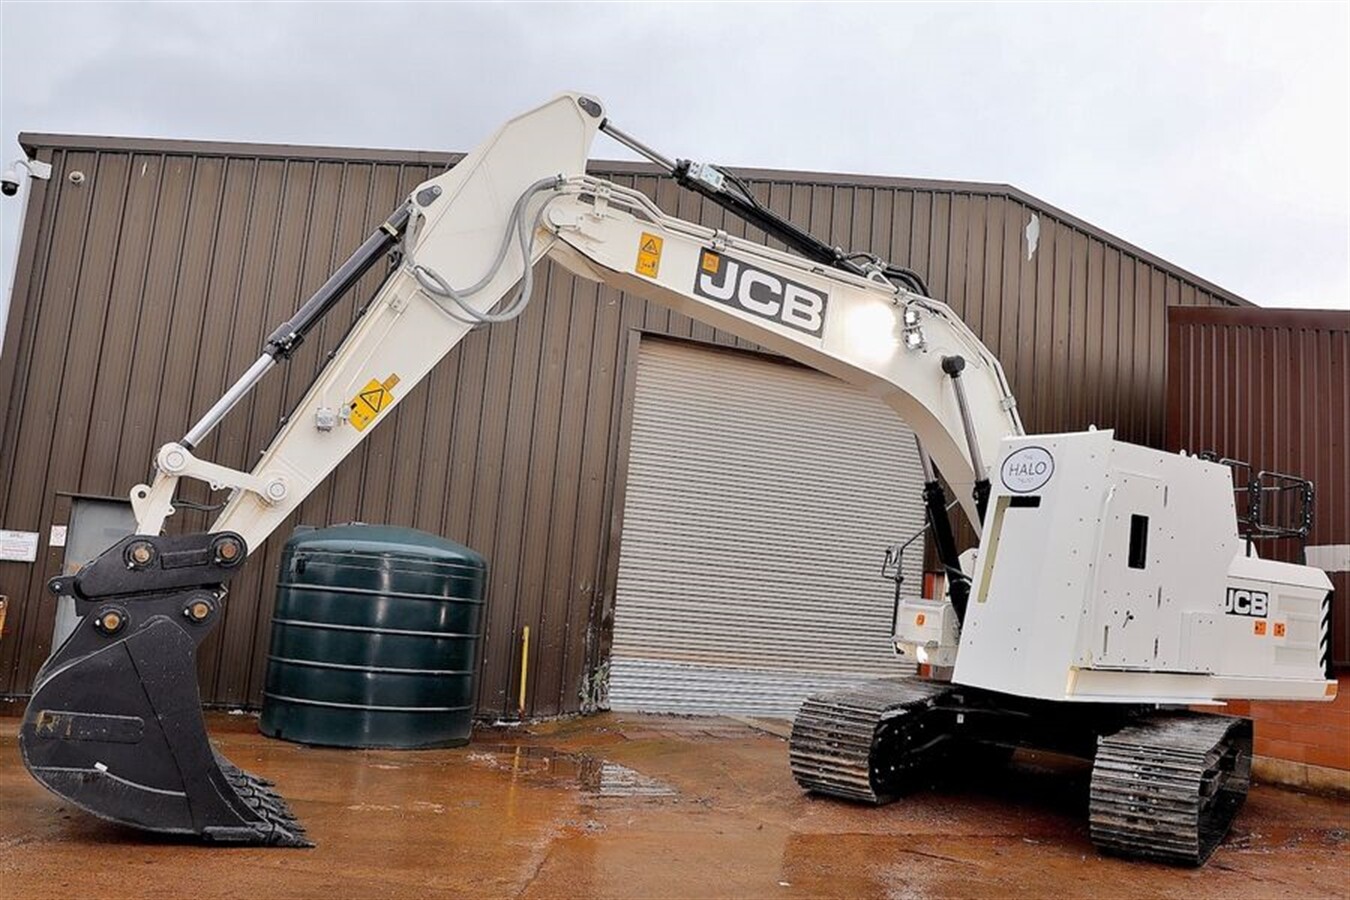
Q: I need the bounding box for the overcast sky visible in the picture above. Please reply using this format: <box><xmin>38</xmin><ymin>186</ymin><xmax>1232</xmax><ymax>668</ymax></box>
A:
<box><xmin>1</xmin><ymin>1</ymin><xmax>1346</xmax><ymax>332</ymax></box>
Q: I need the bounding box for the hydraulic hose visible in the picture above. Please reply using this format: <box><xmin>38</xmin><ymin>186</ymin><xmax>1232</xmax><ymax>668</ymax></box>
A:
<box><xmin>411</xmin><ymin>176</ymin><xmax>563</xmax><ymax>325</ymax></box>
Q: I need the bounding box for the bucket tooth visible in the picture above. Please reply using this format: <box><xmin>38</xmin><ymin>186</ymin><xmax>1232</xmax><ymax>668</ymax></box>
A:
<box><xmin>206</xmin><ymin>753</ymin><xmax>311</xmax><ymax>847</ymax></box>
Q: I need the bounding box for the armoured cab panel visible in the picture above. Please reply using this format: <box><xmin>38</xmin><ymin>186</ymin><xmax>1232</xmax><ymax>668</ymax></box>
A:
<box><xmin>953</xmin><ymin>429</ymin><xmax>1116</xmax><ymax>700</ymax></box>
<box><xmin>953</xmin><ymin>430</ymin><xmax>1334</xmax><ymax>704</ymax></box>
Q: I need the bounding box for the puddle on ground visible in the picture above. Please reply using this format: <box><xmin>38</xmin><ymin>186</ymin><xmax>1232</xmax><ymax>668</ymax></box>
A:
<box><xmin>346</xmin><ymin>800</ymin><xmax>447</xmax><ymax>814</ymax></box>
<box><xmin>466</xmin><ymin>744</ymin><xmax>676</xmax><ymax>798</ymax></box>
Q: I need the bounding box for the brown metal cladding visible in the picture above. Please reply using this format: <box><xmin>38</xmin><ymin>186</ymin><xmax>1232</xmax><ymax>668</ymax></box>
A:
<box><xmin>1167</xmin><ymin>307</ymin><xmax>1349</xmax><ymax>665</ymax></box>
<box><xmin>1</xmin><ymin>132</ymin><xmax>1245</xmax><ymax>717</ymax></box>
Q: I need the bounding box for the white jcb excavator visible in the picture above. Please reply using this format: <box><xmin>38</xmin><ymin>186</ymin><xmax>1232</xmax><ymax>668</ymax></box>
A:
<box><xmin>20</xmin><ymin>93</ymin><xmax>1335</xmax><ymax>865</ymax></box>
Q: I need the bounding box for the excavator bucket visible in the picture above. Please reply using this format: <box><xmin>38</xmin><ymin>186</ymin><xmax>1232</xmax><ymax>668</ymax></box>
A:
<box><xmin>18</xmin><ymin>532</ymin><xmax>309</xmax><ymax>846</ymax></box>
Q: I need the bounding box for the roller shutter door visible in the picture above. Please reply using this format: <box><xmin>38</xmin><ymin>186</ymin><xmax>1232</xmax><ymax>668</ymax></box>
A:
<box><xmin>608</xmin><ymin>339</ymin><xmax>925</xmax><ymax>717</ymax></box>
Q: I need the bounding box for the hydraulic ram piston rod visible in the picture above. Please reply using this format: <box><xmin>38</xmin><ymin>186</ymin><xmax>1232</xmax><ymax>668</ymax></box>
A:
<box><xmin>182</xmin><ymin>354</ymin><xmax>278</xmax><ymax>449</ymax></box>
<box><xmin>941</xmin><ymin>355</ymin><xmax>991</xmax><ymax>524</ymax></box>
<box><xmin>915</xmin><ymin>435</ymin><xmax>971</xmax><ymax>623</ymax></box>
<box><xmin>600</xmin><ymin>121</ymin><xmax>677</xmax><ymax>173</ymax></box>
<box><xmin>181</xmin><ymin>203</ymin><xmax>412</xmax><ymax>449</ymax></box>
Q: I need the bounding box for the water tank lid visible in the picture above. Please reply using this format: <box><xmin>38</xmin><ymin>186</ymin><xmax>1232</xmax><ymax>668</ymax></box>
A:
<box><xmin>285</xmin><ymin>523</ymin><xmax>486</xmax><ymax>568</ymax></box>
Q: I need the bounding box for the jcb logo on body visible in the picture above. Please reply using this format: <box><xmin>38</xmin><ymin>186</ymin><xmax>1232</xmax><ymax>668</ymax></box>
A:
<box><xmin>1225</xmin><ymin>587</ymin><xmax>1268</xmax><ymax>618</ymax></box>
<box><xmin>693</xmin><ymin>250</ymin><xmax>828</xmax><ymax>337</ymax></box>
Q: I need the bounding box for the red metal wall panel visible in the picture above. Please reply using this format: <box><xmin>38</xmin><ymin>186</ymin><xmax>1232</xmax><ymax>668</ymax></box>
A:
<box><xmin>1167</xmin><ymin>307</ymin><xmax>1350</xmax><ymax>665</ymax></box>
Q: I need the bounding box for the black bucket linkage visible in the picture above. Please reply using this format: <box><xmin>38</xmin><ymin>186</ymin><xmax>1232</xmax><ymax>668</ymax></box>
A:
<box><xmin>19</xmin><ymin>532</ymin><xmax>310</xmax><ymax>847</ymax></box>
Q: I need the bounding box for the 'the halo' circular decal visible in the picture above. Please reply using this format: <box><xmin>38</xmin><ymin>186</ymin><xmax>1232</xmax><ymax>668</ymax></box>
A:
<box><xmin>1000</xmin><ymin>446</ymin><xmax>1054</xmax><ymax>493</ymax></box>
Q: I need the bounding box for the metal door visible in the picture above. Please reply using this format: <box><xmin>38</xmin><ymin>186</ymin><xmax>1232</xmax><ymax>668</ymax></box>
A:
<box><xmin>608</xmin><ymin>339</ymin><xmax>924</xmax><ymax>717</ymax></box>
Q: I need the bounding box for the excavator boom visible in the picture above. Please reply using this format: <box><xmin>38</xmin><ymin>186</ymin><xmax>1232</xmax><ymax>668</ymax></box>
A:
<box><xmin>128</xmin><ymin>96</ymin><xmax>1019</xmax><ymax>551</ymax></box>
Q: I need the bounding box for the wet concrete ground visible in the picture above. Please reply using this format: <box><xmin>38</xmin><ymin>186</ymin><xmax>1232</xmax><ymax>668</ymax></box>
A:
<box><xmin>2</xmin><ymin>712</ymin><xmax>1347</xmax><ymax>899</ymax></box>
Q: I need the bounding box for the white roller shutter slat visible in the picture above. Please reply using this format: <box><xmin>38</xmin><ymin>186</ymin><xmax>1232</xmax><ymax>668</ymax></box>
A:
<box><xmin>608</xmin><ymin>340</ymin><xmax>925</xmax><ymax>718</ymax></box>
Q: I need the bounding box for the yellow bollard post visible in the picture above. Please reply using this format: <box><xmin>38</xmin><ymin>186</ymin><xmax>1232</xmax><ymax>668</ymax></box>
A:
<box><xmin>518</xmin><ymin>626</ymin><xmax>530</xmax><ymax>718</ymax></box>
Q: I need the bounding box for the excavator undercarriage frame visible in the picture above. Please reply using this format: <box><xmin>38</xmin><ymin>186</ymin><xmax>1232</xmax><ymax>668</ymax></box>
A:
<box><xmin>789</xmin><ymin>677</ymin><xmax>1253</xmax><ymax>866</ymax></box>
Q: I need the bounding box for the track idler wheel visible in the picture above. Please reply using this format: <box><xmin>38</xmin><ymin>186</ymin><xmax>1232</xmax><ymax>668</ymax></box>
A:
<box><xmin>18</xmin><ymin>533</ymin><xmax>309</xmax><ymax>847</ymax></box>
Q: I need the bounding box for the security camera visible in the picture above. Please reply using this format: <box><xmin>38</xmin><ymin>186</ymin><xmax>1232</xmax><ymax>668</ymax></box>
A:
<box><xmin>2</xmin><ymin>158</ymin><xmax>51</xmax><ymax>197</ymax></box>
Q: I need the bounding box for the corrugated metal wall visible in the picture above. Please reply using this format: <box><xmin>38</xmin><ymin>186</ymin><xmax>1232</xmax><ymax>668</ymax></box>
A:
<box><xmin>1166</xmin><ymin>307</ymin><xmax>1349</xmax><ymax>665</ymax></box>
<box><xmin>0</xmin><ymin>132</ymin><xmax>1245</xmax><ymax>717</ymax></box>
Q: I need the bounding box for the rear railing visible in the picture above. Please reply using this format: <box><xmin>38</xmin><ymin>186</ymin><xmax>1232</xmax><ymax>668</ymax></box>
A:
<box><xmin>1198</xmin><ymin>452</ymin><xmax>1315</xmax><ymax>563</ymax></box>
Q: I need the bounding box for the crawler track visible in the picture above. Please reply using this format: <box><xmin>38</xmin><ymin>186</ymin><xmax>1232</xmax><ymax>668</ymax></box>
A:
<box><xmin>788</xmin><ymin>677</ymin><xmax>954</xmax><ymax>804</ymax></box>
<box><xmin>1089</xmin><ymin>713</ymin><xmax>1252</xmax><ymax>866</ymax></box>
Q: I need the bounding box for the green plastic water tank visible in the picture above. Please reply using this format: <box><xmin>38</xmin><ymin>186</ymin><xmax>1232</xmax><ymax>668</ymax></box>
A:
<box><xmin>259</xmin><ymin>524</ymin><xmax>487</xmax><ymax>749</ymax></box>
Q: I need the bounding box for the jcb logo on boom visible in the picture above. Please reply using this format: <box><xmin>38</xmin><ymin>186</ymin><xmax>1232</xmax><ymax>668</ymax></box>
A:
<box><xmin>694</xmin><ymin>250</ymin><xmax>828</xmax><ymax>337</ymax></box>
<box><xmin>1225</xmin><ymin>587</ymin><xmax>1268</xmax><ymax>618</ymax></box>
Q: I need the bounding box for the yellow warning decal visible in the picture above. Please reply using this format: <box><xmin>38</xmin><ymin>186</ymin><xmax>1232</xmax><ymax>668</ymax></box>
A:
<box><xmin>636</xmin><ymin>232</ymin><xmax>663</xmax><ymax>278</ymax></box>
<box><xmin>700</xmin><ymin>250</ymin><xmax>721</xmax><ymax>274</ymax></box>
<box><xmin>348</xmin><ymin>373</ymin><xmax>401</xmax><ymax>432</ymax></box>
